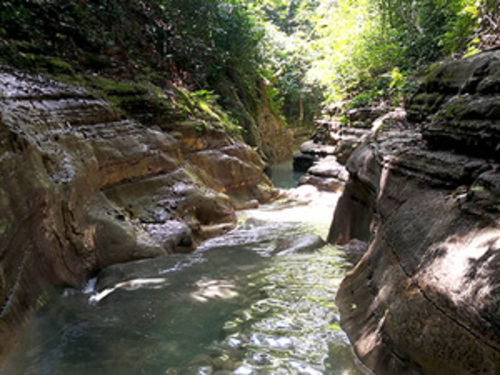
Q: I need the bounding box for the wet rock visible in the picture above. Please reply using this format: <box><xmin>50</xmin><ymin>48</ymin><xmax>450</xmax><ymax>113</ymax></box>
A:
<box><xmin>198</xmin><ymin>222</ymin><xmax>237</xmax><ymax>240</ymax></box>
<box><xmin>276</xmin><ymin>234</ymin><xmax>326</xmax><ymax>255</ymax></box>
<box><xmin>329</xmin><ymin>52</ymin><xmax>500</xmax><ymax>375</ymax></box>
<box><xmin>293</xmin><ymin>151</ymin><xmax>316</xmax><ymax>172</ymax></box>
<box><xmin>143</xmin><ymin>220</ymin><xmax>194</xmax><ymax>252</ymax></box>
<box><xmin>0</xmin><ymin>68</ymin><xmax>274</xmax><ymax>362</ymax></box>
<box><xmin>94</xmin><ymin>253</ymin><xmax>188</xmax><ymax>291</ymax></box>
<box><xmin>298</xmin><ymin>156</ymin><xmax>349</xmax><ymax>192</ymax></box>
<box><xmin>308</xmin><ymin>156</ymin><xmax>349</xmax><ymax>180</ymax></box>
<box><xmin>283</xmin><ymin>184</ymin><xmax>321</xmax><ymax>203</ymax></box>
<box><xmin>299</xmin><ymin>140</ymin><xmax>337</xmax><ymax>156</ymax></box>
<box><xmin>297</xmin><ymin>175</ymin><xmax>344</xmax><ymax>192</ymax></box>
<box><xmin>231</xmin><ymin>199</ymin><xmax>259</xmax><ymax>211</ymax></box>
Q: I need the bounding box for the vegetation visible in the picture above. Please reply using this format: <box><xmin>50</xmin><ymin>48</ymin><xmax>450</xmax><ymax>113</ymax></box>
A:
<box><xmin>0</xmin><ymin>0</ymin><xmax>497</xmax><ymax>129</ymax></box>
<box><xmin>0</xmin><ymin>1</ymin><xmax>260</xmax><ymax>83</ymax></box>
<box><xmin>257</xmin><ymin>0</ymin><xmax>499</xmax><ymax>117</ymax></box>
<box><xmin>0</xmin><ymin>0</ymin><xmax>264</xmax><ymax>140</ymax></box>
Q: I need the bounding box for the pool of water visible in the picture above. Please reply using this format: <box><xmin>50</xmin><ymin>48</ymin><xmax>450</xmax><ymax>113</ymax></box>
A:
<box><xmin>265</xmin><ymin>162</ymin><xmax>304</xmax><ymax>189</ymax></box>
<box><xmin>0</xmin><ymin>194</ymin><xmax>369</xmax><ymax>375</ymax></box>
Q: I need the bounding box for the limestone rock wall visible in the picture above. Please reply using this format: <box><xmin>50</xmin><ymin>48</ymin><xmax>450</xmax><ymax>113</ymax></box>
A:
<box><xmin>0</xmin><ymin>68</ymin><xmax>276</xmax><ymax>362</ymax></box>
<box><xmin>215</xmin><ymin>77</ymin><xmax>294</xmax><ymax>164</ymax></box>
<box><xmin>408</xmin><ymin>49</ymin><xmax>500</xmax><ymax>158</ymax></box>
<box><xmin>330</xmin><ymin>51</ymin><xmax>500</xmax><ymax>374</ymax></box>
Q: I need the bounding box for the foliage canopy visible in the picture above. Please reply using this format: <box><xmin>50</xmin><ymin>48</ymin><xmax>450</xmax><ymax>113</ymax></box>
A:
<box><xmin>257</xmin><ymin>0</ymin><xmax>498</xmax><ymax>115</ymax></box>
<box><xmin>0</xmin><ymin>0</ymin><xmax>497</xmax><ymax>126</ymax></box>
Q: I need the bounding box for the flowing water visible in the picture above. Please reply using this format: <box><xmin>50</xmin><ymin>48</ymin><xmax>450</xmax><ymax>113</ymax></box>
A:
<box><xmin>1</xmin><ymin>173</ymin><xmax>369</xmax><ymax>375</ymax></box>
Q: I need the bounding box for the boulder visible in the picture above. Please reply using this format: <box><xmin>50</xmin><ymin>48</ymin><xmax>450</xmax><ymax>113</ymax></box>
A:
<box><xmin>275</xmin><ymin>234</ymin><xmax>326</xmax><ymax>255</ymax></box>
<box><xmin>293</xmin><ymin>151</ymin><xmax>317</xmax><ymax>172</ymax></box>
<box><xmin>298</xmin><ymin>156</ymin><xmax>348</xmax><ymax>192</ymax></box>
<box><xmin>299</xmin><ymin>140</ymin><xmax>337</xmax><ymax>156</ymax></box>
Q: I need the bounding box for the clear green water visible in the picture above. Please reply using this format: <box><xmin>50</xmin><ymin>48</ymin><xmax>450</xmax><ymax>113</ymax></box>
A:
<box><xmin>265</xmin><ymin>162</ymin><xmax>304</xmax><ymax>189</ymax></box>
<box><xmin>1</xmin><ymin>194</ymin><xmax>369</xmax><ymax>375</ymax></box>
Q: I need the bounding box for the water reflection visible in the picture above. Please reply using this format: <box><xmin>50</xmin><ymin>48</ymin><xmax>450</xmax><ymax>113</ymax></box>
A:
<box><xmin>1</xmin><ymin>198</ymin><xmax>369</xmax><ymax>375</ymax></box>
<box><xmin>208</xmin><ymin>249</ymin><xmax>368</xmax><ymax>375</ymax></box>
<box><xmin>190</xmin><ymin>278</ymin><xmax>239</xmax><ymax>303</ymax></box>
<box><xmin>265</xmin><ymin>162</ymin><xmax>304</xmax><ymax>189</ymax></box>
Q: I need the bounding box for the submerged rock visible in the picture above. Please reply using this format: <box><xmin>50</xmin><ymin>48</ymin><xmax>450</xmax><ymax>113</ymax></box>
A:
<box><xmin>329</xmin><ymin>50</ymin><xmax>500</xmax><ymax>375</ymax></box>
<box><xmin>275</xmin><ymin>234</ymin><xmax>326</xmax><ymax>255</ymax></box>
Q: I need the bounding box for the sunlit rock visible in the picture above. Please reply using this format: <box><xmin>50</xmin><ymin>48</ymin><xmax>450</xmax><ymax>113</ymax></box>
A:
<box><xmin>329</xmin><ymin>50</ymin><xmax>500</xmax><ymax>375</ymax></box>
<box><xmin>298</xmin><ymin>156</ymin><xmax>349</xmax><ymax>192</ymax></box>
<box><xmin>0</xmin><ymin>67</ymin><xmax>275</xmax><ymax>363</ymax></box>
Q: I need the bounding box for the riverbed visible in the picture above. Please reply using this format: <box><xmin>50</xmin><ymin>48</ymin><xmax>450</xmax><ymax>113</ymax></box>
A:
<box><xmin>0</xmin><ymin>174</ymin><xmax>370</xmax><ymax>375</ymax></box>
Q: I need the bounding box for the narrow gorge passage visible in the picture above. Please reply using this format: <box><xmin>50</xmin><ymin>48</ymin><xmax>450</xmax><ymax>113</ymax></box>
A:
<box><xmin>0</xmin><ymin>166</ymin><xmax>369</xmax><ymax>375</ymax></box>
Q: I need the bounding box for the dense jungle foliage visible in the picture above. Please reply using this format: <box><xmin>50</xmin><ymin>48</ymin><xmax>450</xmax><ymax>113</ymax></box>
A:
<box><xmin>0</xmin><ymin>0</ymin><xmax>498</xmax><ymax>126</ymax></box>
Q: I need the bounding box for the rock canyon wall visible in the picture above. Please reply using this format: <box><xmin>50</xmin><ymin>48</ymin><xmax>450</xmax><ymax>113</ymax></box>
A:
<box><xmin>0</xmin><ymin>68</ymin><xmax>279</xmax><ymax>362</ymax></box>
<box><xmin>330</xmin><ymin>50</ymin><xmax>500</xmax><ymax>374</ymax></box>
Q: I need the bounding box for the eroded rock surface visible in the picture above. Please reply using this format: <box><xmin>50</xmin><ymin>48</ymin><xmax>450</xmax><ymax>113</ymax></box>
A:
<box><xmin>292</xmin><ymin>107</ymin><xmax>406</xmax><ymax>189</ymax></box>
<box><xmin>298</xmin><ymin>156</ymin><xmax>348</xmax><ymax>192</ymax></box>
<box><xmin>0</xmin><ymin>68</ymin><xmax>276</xmax><ymax>362</ymax></box>
<box><xmin>330</xmin><ymin>51</ymin><xmax>500</xmax><ymax>375</ymax></box>
<box><xmin>408</xmin><ymin>50</ymin><xmax>500</xmax><ymax>158</ymax></box>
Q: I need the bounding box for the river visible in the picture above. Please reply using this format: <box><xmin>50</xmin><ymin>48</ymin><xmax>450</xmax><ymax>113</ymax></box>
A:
<box><xmin>0</xmin><ymin>166</ymin><xmax>370</xmax><ymax>375</ymax></box>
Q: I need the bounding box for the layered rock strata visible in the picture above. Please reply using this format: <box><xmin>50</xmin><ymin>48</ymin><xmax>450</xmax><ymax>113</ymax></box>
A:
<box><xmin>330</xmin><ymin>50</ymin><xmax>500</xmax><ymax>374</ymax></box>
<box><xmin>294</xmin><ymin>107</ymin><xmax>407</xmax><ymax>192</ymax></box>
<box><xmin>216</xmin><ymin>78</ymin><xmax>294</xmax><ymax>164</ymax></box>
<box><xmin>297</xmin><ymin>156</ymin><xmax>348</xmax><ymax>192</ymax></box>
<box><xmin>0</xmin><ymin>68</ymin><xmax>276</xmax><ymax>362</ymax></box>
